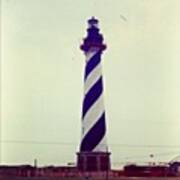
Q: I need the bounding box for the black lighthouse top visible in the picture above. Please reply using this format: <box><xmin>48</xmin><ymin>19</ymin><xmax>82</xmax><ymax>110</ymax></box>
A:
<box><xmin>80</xmin><ymin>17</ymin><xmax>106</xmax><ymax>52</ymax></box>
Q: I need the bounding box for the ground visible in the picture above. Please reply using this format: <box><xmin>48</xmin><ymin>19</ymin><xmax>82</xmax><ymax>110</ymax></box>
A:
<box><xmin>1</xmin><ymin>177</ymin><xmax>180</xmax><ymax>180</ymax></box>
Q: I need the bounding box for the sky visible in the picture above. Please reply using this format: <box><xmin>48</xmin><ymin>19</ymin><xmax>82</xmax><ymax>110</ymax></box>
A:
<box><xmin>1</xmin><ymin>0</ymin><xmax>180</xmax><ymax>168</ymax></box>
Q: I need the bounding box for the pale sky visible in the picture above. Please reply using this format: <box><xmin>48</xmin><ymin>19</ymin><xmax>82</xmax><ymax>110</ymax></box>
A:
<box><xmin>1</xmin><ymin>0</ymin><xmax>180</xmax><ymax>168</ymax></box>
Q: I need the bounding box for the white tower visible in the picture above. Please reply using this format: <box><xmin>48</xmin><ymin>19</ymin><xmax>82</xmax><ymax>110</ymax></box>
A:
<box><xmin>77</xmin><ymin>17</ymin><xmax>111</xmax><ymax>172</ymax></box>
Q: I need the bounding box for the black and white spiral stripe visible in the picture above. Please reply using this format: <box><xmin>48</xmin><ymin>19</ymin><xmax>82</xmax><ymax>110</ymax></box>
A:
<box><xmin>80</xmin><ymin>49</ymin><xmax>107</xmax><ymax>152</ymax></box>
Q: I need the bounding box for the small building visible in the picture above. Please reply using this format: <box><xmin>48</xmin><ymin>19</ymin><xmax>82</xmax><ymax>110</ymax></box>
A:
<box><xmin>124</xmin><ymin>164</ymin><xmax>169</xmax><ymax>177</ymax></box>
<box><xmin>169</xmin><ymin>162</ymin><xmax>180</xmax><ymax>176</ymax></box>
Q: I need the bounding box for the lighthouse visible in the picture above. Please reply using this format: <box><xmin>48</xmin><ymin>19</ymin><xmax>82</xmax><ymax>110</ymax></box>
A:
<box><xmin>77</xmin><ymin>17</ymin><xmax>111</xmax><ymax>172</ymax></box>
